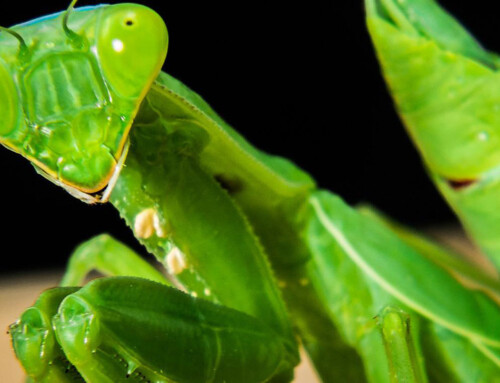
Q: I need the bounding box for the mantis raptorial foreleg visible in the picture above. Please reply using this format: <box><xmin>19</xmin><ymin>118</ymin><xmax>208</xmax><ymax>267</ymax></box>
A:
<box><xmin>14</xmin><ymin>224</ymin><xmax>298</xmax><ymax>383</ymax></box>
<box><xmin>10</xmin><ymin>287</ymin><xmax>82</xmax><ymax>383</ymax></box>
<box><xmin>12</xmin><ymin>233</ymin><xmax>172</xmax><ymax>383</ymax></box>
<box><xmin>111</xmin><ymin>138</ymin><xmax>297</xmax><ymax>345</ymax></box>
<box><xmin>12</xmin><ymin>277</ymin><xmax>293</xmax><ymax>383</ymax></box>
<box><xmin>112</xmin><ymin>72</ymin><xmax>383</xmax><ymax>382</ymax></box>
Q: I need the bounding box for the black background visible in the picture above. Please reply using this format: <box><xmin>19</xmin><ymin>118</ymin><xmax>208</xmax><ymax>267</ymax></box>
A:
<box><xmin>0</xmin><ymin>1</ymin><xmax>497</xmax><ymax>274</ymax></box>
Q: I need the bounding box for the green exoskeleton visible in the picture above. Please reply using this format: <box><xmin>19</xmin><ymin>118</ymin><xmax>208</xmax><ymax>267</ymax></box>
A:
<box><xmin>366</xmin><ymin>0</ymin><xmax>500</xmax><ymax>272</ymax></box>
<box><xmin>5</xmin><ymin>1</ymin><xmax>500</xmax><ymax>382</ymax></box>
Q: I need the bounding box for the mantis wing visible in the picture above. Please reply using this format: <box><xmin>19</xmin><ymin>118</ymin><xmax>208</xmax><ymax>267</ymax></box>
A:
<box><xmin>304</xmin><ymin>190</ymin><xmax>500</xmax><ymax>381</ymax></box>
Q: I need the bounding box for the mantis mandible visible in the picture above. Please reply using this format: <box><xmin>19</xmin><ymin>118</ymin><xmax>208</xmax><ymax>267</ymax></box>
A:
<box><xmin>4</xmin><ymin>1</ymin><xmax>500</xmax><ymax>382</ymax></box>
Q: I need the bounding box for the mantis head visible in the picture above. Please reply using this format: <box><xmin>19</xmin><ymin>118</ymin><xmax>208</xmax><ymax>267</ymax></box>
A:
<box><xmin>0</xmin><ymin>3</ymin><xmax>168</xmax><ymax>202</ymax></box>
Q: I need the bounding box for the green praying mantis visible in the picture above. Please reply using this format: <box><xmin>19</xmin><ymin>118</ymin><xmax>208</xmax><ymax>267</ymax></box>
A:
<box><xmin>4</xmin><ymin>0</ymin><xmax>500</xmax><ymax>381</ymax></box>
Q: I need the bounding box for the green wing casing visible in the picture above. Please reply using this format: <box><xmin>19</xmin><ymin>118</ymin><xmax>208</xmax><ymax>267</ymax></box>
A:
<box><xmin>0</xmin><ymin>4</ymin><xmax>168</xmax><ymax>198</ymax></box>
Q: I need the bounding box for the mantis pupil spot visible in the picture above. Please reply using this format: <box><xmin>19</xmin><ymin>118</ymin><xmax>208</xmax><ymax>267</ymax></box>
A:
<box><xmin>125</xmin><ymin>20</ymin><xmax>134</xmax><ymax>26</ymax></box>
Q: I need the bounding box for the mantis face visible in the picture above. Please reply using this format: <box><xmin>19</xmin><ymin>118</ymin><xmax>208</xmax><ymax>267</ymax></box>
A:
<box><xmin>0</xmin><ymin>4</ymin><xmax>168</xmax><ymax>201</ymax></box>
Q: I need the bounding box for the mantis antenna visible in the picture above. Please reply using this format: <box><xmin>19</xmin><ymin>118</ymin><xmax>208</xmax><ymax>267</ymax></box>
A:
<box><xmin>0</xmin><ymin>27</ymin><xmax>29</xmax><ymax>61</ymax></box>
<box><xmin>62</xmin><ymin>0</ymin><xmax>86</xmax><ymax>48</ymax></box>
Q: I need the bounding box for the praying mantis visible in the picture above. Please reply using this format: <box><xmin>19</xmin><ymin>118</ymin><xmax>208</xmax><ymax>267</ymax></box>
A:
<box><xmin>4</xmin><ymin>0</ymin><xmax>500</xmax><ymax>382</ymax></box>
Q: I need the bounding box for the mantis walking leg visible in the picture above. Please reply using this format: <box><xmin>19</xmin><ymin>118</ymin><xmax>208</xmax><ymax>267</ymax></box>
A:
<box><xmin>129</xmin><ymin>72</ymin><xmax>365</xmax><ymax>382</ymax></box>
<box><xmin>377</xmin><ymin>308</ymin><xmax>427</xmax><ymax>383</ymax></box>
<box><xmin>12</xmin><ymin>278</ymin><xmax>293</xmax><ymax>383</ymax></box>
<box><xmin>60</xmin><ymin>234</ymin><xmax>169</xmax><ymax>286</ymax></box>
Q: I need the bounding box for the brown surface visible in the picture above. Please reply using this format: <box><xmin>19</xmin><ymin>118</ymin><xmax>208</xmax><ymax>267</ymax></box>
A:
<box><xmin>0</xmin><ymin>271</ymin><xmax>318</xmax><ymax>383</ymax></box>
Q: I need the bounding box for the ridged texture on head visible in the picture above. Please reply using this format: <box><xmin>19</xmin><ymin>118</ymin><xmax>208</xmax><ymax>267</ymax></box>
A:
<box><xmin>0</xmin><ymin>4</ymin><xmax>168</xmax><ymax>194</ymax></box>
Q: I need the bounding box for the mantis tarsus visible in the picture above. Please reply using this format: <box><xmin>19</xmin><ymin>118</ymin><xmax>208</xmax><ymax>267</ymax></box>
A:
<box><xmin>4</xmin><ymin>0</ymin><xmax>500</xmax><ymax>382</ymax></box>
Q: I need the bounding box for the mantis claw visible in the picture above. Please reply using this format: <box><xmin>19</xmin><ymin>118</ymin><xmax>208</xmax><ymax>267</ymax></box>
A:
<box><xmin>10</xmin><ymin>287</ymin><xmax>83</xmax><ymax>383</ymax></box>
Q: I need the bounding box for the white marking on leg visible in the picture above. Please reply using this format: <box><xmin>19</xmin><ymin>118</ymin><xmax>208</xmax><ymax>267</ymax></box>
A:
<box><xmin>153</xmin><ymin>212</ymin><xmax>167</xmax><ymax>238</ymax></box>
<box><xmin>166</xmin><ymin>247</ymin><xmax>187</xmax><ymax>275</ymax></box>
<box><xmin>134</xmin><ymin>208</ymin><xmax>167</xmax><ymax>239</ymax></box>
<box><xmin>134</xmin><ymin>208</ymin><xmax>156</xmax><ymax>239</ymax></box>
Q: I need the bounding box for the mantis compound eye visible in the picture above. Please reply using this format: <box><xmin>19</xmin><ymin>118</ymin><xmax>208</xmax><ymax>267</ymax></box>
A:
<box><xmin>96</xmin><ymin>4</ymin><xmax>168</xmax><ymax>99</ymax></box>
